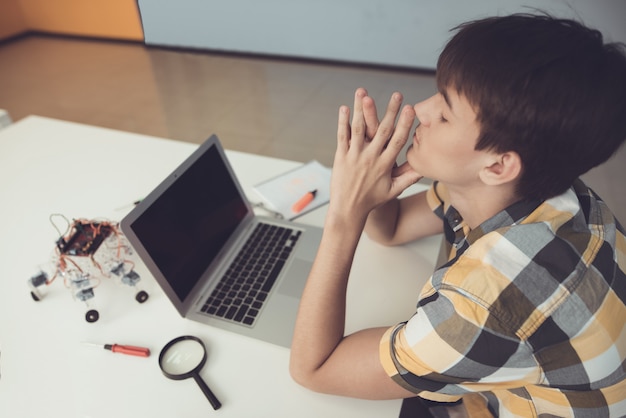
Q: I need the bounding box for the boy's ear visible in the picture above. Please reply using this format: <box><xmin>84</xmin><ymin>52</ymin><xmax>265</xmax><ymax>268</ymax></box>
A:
<box><xmin>479</xmin><ymin>151</ymin><xmax>522</xmax><ymax>186</ymax></box>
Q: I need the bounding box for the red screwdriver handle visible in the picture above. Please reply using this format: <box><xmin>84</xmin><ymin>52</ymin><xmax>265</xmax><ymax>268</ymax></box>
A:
<box><xmin>107</xmin><ymin>344</ymin><xmax>151</xmax><ymax>357</ymax></box>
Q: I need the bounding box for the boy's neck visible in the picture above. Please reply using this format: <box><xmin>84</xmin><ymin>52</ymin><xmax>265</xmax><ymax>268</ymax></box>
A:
<box><xmin>444</xmin><ymin>182</ymin><xmax>520</xmax><ymax>230</ymax></box>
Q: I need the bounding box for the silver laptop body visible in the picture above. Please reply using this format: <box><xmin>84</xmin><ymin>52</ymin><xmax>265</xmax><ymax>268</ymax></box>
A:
<box><xmin>121</xmin><ymin>135</ymin><xmax>323</xmax><ymax>348</ymax></box>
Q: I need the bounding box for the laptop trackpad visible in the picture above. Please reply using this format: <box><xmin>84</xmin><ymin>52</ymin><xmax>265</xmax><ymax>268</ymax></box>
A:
<box><xmin>277</xmin><ymin>258</ymin><xmax>311</xmax><ymax>298</ymax></box>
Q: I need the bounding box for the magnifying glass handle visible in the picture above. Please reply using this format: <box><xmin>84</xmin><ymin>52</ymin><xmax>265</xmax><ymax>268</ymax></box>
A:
<box><xmin>193</xmin><ymin>373</ymin><xmax>222</xmax><ymax>410</ymax></box>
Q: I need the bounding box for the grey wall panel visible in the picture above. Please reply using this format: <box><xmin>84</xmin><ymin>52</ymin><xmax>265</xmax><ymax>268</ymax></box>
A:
<box><xmin>138</xmin><ymin>0</ymin><xmax>626</xmax><ymax>70</ymax></box>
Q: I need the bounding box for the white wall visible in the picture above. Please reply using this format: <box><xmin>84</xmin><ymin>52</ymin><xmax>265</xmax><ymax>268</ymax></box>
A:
<box><xmin>138</xmin><ymin>0</ymin><xmax>626</xmax><ymax>70</ymax></box>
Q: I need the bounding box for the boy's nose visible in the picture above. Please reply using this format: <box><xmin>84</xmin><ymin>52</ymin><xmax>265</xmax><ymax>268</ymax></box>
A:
<box><xmin>414</xmin><ymin>101</ymin><xmax>430</xmax><ymax>127</ymax></box>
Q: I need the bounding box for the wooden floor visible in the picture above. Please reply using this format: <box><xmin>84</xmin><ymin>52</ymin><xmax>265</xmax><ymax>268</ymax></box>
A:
<box><xmin>1</xmin><ymin>34</ymin><xmax>623</xmax><ymax>223</ymax></box>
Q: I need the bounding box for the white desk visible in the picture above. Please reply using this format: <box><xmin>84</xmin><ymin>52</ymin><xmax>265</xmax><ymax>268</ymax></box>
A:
<box><xmin>0</xmin><ymin>116</ymin><xmax>442</xmax><ymax>418</ymax></box>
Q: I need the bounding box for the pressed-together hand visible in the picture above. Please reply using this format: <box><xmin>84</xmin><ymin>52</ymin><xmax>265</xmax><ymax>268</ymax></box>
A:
<box><xmin>330</xmin><ymin>88</ymin><xmax>422</xmax><ymax>224</ymax></box>
<box><xmin>289</xmin><ymin>89</ymin><xmax>427</xmax><ymax>399</ymax></box>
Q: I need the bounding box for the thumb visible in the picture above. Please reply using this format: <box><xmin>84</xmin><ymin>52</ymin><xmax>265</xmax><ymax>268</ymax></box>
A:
<box><xmin>392</xmin><ymin>161</ymin><xmax>421</xmax><ymax>177</ymax></box>
<box><xmin>390</xmin><ymin>170</ymin><xmax>422</xmax><ymax>198</ymax></box>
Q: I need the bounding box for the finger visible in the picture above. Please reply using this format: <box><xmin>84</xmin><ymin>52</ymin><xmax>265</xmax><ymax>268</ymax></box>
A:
<box><xmin>353</xmin><ymin>87</ymin><xmax>368</xmax><ymax>112</ymax></box>
<box><xmin>351</xmin><ymin>88</ymin><xmax>368</xmax><ymax>146</ymax></box>
<box><xmin>390</xmin><ymin>169</ymin><xmax>422</xmax><ymax>198</ymax></box>
<box><xmin>383</xmin><ymin>105</ymin><xmax>415</xmax><ymax>160</ymax></box>
<box><xmin>392</xmin><ymin>161</ymin><xmax>422</xmax><ymax>179</ymax></box>
<box><xmin>362</xmin><ymin>95</ymin><xmax>379</xmax><ymax>140</ymax></box>
<box><xmin>373</xmin><ymin>92</ymin><xmax>404</xmax><ymax>145</ymax></box>
<box><xmin>337</xmin><ymin>105</ymin><xmax>351</xmax><ymax>154</ymax></box>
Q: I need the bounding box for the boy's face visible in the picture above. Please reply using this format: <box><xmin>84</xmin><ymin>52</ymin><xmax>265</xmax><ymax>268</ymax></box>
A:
<box><xmin>406</xmin><ymin>89</ymin><xmax>487</xmax><ymax>187</ymax></box>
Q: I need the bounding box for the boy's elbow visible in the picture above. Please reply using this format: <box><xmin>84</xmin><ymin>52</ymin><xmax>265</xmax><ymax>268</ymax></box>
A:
<box><xmin>289</xmin><ymin>360</ymin><xmax>327</xmax><ymax>393</ymax></box>
<box><xmin>289</xmin><ymin>361</ymin><xmax>315</xmax><ymax>390</ymax></box>
<box><xmin>364</xmin><ymin>230</ymin><xmax>400</xmax><ymax>247</ymax></box>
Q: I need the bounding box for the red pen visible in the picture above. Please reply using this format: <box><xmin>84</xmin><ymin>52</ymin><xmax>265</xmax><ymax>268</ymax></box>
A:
<box><xmin>292</xmin><ymin>189</ymin><xmax>317</xmax><ymax>213</ymax></box>
<box><xmin>84</xmin><ymin>342</ymin><xmax>151</xmax><ymax>357</ymax></box>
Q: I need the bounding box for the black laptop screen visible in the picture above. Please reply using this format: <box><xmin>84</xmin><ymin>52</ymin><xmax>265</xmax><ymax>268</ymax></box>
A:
<box><xmin>131</xmin><ymin>145</ymin><xmax>248</xmax><ymax>301</ymax></box>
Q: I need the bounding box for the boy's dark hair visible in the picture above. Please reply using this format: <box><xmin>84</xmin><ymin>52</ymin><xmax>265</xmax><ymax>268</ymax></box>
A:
<box><xmin>436</xmin><ymin>13</ymin><xmax>626</xmax><ymax>201</ymax></box>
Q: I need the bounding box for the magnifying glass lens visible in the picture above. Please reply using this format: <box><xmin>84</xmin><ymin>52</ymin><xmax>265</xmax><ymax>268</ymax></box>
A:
<box><xmin>161</xmin><ymin>339</ymin><xmax>205</xmax><ymax>375</ymax></box>
<box><xmin>159</xmin><ymin>335</ymin><xmax>221</xmax><ymax>410</ymax></box>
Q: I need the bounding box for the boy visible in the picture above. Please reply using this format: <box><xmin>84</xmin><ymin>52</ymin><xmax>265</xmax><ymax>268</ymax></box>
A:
<box><xmin>289</xmin><ymin>13</ymin><xmax>626</xmax><ymax>417</ymax></box>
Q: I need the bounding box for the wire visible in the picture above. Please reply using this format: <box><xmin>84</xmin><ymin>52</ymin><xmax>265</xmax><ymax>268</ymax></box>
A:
<box><xmin>49</xmin><ymin>213</ymin><xmax>70</xmax><ymax>238</ymax></box>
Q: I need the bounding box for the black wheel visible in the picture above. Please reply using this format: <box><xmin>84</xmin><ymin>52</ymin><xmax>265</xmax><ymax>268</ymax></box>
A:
<box><xmin>86</xmin><ymin>309</ymin><xmax>99</xmax><ymax>323</ymax></box>
<box><xmin>136</xmin><ymin>290</ymin><xmax>149</xmax><ymax>303</ymax></box>
<box><xmin>30</xmin><ymin>291</ymin><xmax>40</xmax><ymax>302</ymax></box>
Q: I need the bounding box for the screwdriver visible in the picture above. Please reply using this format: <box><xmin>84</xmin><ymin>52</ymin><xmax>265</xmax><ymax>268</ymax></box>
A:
<box><xmin>83</xmin><ymin>342</ymin><xmax>151</xmax><ymax>357</ymax></box>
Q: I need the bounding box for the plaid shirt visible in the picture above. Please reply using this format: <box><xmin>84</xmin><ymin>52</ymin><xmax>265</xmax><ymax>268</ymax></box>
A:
<box><xmin>380</xmin><ymin>179</ymin><xmax>626</xmax><ymax>417</ymax></box>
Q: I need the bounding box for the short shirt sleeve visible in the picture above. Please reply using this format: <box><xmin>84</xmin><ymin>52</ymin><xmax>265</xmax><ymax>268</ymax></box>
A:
<box><xmin>379</xmin><ymin>262</ymin><xmax>539</xmax><ymax>400</ymax></box>
<box><xmin>379</xmin><ymin>287</ymin><xmax>485</xmax><ymax>401</ymax></box>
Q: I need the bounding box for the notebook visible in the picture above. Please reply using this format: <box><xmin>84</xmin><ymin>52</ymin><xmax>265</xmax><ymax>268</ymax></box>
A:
<box><xmin>120</xmin><ymin>135</ymin><xmax>323</xmax><ymax>348</ymax></box>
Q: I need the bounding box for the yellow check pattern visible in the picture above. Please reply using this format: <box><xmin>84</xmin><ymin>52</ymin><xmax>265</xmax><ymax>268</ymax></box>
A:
<box><xmin>381</xmin><ymin>179</ymin><xmax>626</xmax><ymax>417</ymax></box>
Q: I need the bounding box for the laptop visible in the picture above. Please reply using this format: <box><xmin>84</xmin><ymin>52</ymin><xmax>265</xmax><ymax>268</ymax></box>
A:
<box><xmin>121</xmin><ymin>135</ymin><xmax>323</xmax><ymax>348</ymax></box>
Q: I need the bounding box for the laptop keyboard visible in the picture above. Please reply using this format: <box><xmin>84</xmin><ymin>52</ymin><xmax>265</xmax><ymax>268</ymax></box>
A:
<box><xmin>201</xmin><ymin>223</ymin><xmax>301</xmax><ymax>326</ymax></box>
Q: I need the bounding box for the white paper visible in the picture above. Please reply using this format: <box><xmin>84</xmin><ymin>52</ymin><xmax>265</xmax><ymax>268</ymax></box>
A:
<box><xmin>252</xmin><ymin>160</ymin><xmax>331</xmax><ymax>220</ymax></box>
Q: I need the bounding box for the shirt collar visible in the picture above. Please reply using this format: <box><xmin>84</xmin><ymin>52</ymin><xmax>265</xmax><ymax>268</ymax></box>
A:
<box><xmin>445</xmin><ymin>198</ymin><xmax>543</xmax><ymax>246</ymax></box>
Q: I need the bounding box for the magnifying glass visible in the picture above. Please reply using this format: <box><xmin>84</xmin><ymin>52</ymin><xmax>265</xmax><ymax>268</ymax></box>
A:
<box><xmin>158</xmin><ymin>335</ymin><xmax>222</xmax><ymax>410</ymax></box>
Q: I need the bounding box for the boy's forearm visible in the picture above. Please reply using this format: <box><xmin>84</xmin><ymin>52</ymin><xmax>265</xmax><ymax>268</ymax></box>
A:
<box><xmin>289</xmin><ymin>212</ymin><xmax>365</xmax><ymax>385</ymax></box>
<box><xmin>365</xmin><ymin>191</ymin><xmax>444</xmax><ymax>246</ymax></box>
<box><xmin>364</xmin><ymin>199</ymin><xmax>401</xmax><ymax>245</ymax></box>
